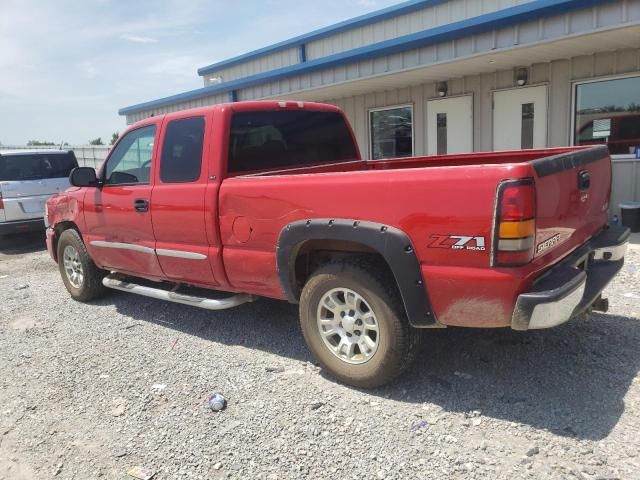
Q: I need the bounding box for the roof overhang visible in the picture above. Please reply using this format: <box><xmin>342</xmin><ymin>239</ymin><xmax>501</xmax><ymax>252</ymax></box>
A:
<box><xmin>272</xmin><ymin>23</ymin><xmax>640</xmax><ymax>102</ymax></box>
<box><xmin>119</xmin><ymin>0</ymin><xmax>624</xmax><ymax>116</ymax></box>
<box><xmin>197</xmin><ymin>0</ymin><xmax>449</xmax><ymax>76</ymax></box>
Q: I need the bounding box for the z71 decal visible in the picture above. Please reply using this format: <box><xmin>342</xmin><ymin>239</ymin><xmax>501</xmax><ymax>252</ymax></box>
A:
<box><xmin>428</xmin><ymin>235</ymin><xmax>486</xmax><ymax>251</ymax></box>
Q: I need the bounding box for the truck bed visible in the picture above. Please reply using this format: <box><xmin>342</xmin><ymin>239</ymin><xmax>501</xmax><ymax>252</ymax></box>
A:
<box><xmin>244</xmin><ymin>147</ymin><xmax>587</xmax><ymax>177</ymax></box>
<box><xmin>220</xmin><ymin>145</ymin><xmax>611</xmax><ymax>328</ymax></box>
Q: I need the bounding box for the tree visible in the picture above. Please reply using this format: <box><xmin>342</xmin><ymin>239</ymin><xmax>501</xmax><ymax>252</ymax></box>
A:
<box><xmin>27</xmin><ymin>140</ymin><xmax>55</xmax><ymax>146</ymax></box>
<box><xmin>110</xmin><ymin>132</ymin><xmax>119</xmax><ymax>145</ymax></box>
<box><xmin>89</xmin><ymin>137</ymin><xmax>104</xmax><ymax>146</ymax></box>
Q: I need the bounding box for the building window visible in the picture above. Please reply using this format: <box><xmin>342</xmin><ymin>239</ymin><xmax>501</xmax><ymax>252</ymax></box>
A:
<box><xmin>574</xmin><ymin>75</ymin><xmax>640</xmax><ymax>155</ymax></box>
<box><xmin>370</xmin><ymin>105</ymin><xmax>413</xmax><ymax>160</ymax></box>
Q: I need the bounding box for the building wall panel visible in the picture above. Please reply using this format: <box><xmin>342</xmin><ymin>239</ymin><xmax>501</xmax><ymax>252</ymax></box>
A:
<box><xmin>317</xmin><ymin>47</ymin><xmax>640</xmax><ymax>158</ymax></box>
<box><xmin>202</xmin><ymin>47</ymin><xmax>299</xmax><ymax>85</ymax></box>
<box><xmin>630</xmin><ymin>0</ymin><xmax>640</xmax><ymax>20</ymax></box>
<box><xmin>597</xmin><ymin>1</ymin><xmax>624</xmax><ymax>27</ymax></box>
<box><xmin>305</xmin><ymin>0</ymin><xmax>529</xmax><ymax>61</ymax></box>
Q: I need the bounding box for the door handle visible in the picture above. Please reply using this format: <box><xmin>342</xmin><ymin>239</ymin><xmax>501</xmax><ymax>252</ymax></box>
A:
<box><xmin>134</xmin><ymin>199</ymin><xmax>149</xmax><ymax>212</ymax></box>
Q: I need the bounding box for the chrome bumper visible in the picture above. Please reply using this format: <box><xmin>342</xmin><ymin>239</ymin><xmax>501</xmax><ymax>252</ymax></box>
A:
<box><xmin>512</xmin><ymin>226</ymin><xmax>630</xmax><ymax>331</ymax></box>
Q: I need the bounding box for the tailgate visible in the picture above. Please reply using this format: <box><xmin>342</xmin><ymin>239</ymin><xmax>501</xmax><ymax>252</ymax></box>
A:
<box><xmin>531</xmin><ymin>146</ymin><xmax>611</xmax><ymax>261</ymax></box>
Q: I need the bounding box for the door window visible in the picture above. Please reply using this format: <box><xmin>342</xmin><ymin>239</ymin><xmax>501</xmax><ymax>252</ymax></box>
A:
<box><xmin>521</xmin><ymin>103</ymin><xmax>535</xmax><ymax>149</ymax></box>
<box><xmin>436</xmin><ymin>113</ymin><xmax>447</xmax><ymax>155</ymax></box>
<box><xmin>104</xmin><ymin>125</ymin><xmax>156</xmax><ymax>185</ymax></box>
<box><xmin>160</xmin><ymin>117</ymin><xmax>205</xmax><ymax>183</ymax></box>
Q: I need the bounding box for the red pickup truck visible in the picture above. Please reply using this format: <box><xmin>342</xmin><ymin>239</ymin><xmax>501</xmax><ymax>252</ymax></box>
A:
<box><xmin>45</xmin><ymin>101</ymin><xmax>630</xmax><ymax>387</ymax></box>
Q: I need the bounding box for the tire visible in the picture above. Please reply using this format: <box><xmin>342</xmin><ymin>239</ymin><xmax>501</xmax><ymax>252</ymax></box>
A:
<box><xmin>299</xmin><ymin>258</ymin><xmax>422</xmax><ymax>388</ymax></box>
<box><xmin>57</xmin><ymin>229</ymin><xmax>108</xmax><ymax>302</ymax></box>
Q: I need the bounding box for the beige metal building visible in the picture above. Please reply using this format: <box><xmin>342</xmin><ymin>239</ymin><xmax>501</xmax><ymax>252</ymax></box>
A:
<box><xmin>119</xmin><ymin>0</ymin><xmax>640</xmax><ymax>212</ymax></box>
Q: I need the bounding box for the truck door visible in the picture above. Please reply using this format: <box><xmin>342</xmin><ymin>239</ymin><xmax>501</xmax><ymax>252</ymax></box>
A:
<box><xmin>150</xmin><ymin>112</ymin><xmax>219</xmax><ymax>286</ymax></box>
<box><xmin>83</xmin><ymin>123</ymin><xmax>165</xmax><ymax>278</ymax></box>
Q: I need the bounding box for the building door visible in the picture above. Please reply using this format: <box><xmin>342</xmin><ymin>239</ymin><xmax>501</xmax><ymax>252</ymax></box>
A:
<box><xmin>427</xmin><ymin>95</ymin><xmax>473</xmax><ymax>155</ymax></box>
<box><xmin>493</xmin><ymin>86</ymin><xmax>548</xmax><ymax>151</ymax></box>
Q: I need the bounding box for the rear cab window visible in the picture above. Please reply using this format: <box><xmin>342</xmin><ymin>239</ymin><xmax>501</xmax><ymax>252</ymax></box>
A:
<box><xmin>0</xmin><ymin>152</ymin><xmax>78</xmax><ymax>181</ymax></box>
<box><xmin>228</xmin><ymin>110</ymin><xmax>357</xmax><ymax>174</ymax></box>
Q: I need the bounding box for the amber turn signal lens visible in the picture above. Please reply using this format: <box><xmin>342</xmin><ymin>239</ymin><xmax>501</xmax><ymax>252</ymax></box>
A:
<box><xmin>499</xmin><ymin>219</ymin><xmax>535</xmax><ymax>239</ymax></box>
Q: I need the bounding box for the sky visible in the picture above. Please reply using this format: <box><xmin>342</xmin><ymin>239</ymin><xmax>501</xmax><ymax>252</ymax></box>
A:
<box><xmin>0</xmin><ymin>0</ymin><xmax>401</xmax><ymax>146</ymax></box>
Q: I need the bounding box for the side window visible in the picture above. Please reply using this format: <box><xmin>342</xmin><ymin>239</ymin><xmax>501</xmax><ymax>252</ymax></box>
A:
<box><xmin>104</xmin><ymin>125</ymin><xmax>156</xmax><ymax>185</ymax></box>
<box><xmin>160</xmin><ymin>117</ymin><xmax>205</xmax><ymax>183</ymax></box>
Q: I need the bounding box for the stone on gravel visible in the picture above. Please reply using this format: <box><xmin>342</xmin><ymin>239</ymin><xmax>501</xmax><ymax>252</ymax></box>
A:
<box><xmin>526</xmin><ymin>446</ymin><xmax>540</xmax><ymax>457</ymax></box>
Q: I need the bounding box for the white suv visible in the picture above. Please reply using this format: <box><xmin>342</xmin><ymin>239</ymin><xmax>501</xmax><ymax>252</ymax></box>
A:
<box><xmin>0</xmin><ymin>150</ymin><xmax>78</xmax><ymax>237</ymax></box>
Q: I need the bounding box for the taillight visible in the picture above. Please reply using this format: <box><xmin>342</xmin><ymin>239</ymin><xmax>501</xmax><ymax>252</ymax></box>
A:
<box><xmin>492</xmin><ymin>178</ymin><xmax>536</xmax><ymax>267</ymax></box>
<box><xmin>0</xmin><ymin>191</ymin><xmax>4</xmax><ymax>210</ymax></box>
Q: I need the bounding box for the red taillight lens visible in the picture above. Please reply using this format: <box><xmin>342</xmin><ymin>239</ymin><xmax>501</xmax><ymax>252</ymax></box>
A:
<box><xmin>0</xmin><ymin>191</ymin><xmax>4</xmax><ymax>210</ymax></box>
<box><xmin>500</xmin><ymin>184</ymin><xmax>536</xmax><ymax>221</ymax></box>
<box><xmin>493</xmin><ymin>179</ymin><xmax>536</xmax><ymax>267</ymax></box>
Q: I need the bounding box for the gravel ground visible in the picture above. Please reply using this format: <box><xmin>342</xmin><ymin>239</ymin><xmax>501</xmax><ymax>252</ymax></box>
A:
<box><xmin>1</xmin><ymin>232</ymin><xmax>639</xmax><ymax>480</ymax></box>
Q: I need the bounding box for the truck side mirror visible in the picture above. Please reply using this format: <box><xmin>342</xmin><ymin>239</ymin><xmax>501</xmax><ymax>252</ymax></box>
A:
<box><xmin>69</xmin><ymin>167</ymin><xmax>99</xmax><ymax>187</ymax></box>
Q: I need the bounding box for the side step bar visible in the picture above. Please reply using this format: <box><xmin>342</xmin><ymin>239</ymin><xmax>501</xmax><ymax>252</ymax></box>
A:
<box><xmin>103</xmin><ymin>274</ymin><xmax>256</xmax><ymax>311</ymax></box>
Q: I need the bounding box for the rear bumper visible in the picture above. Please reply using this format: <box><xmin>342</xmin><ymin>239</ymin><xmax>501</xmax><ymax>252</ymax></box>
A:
<box><xmin>512</xmin><ymin>226</ymin><xmax>630</xmax><ymax>331</ymax></box>
<box><xmin>0</xmin><ymin>218</ymin><xmax>45</xmax><ymax>235</ymax></box>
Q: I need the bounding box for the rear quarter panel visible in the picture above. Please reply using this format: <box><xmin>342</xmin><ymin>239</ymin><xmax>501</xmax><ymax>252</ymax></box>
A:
<box><xmin>218</xmin><ymin>163</ymin><xmax>535</xmax><ymax>325</ymax></box>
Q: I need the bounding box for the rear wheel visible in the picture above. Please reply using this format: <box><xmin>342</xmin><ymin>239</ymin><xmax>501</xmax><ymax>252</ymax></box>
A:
<box><xmin>57</xmin><ymin>229</ymin><xmax>108</xmax><ymax>302</ymax></box>
<box><xmin>299</xmin><ymin>259</ymin><xmax>421</xmax><ymax>388</ymax></box>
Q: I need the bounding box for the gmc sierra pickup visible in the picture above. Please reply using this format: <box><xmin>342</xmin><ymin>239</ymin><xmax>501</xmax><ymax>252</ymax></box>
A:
<box><xmin>45</xmin><ymin>101</ymin><xmax>630</xmax><ymax>387</ymax></box>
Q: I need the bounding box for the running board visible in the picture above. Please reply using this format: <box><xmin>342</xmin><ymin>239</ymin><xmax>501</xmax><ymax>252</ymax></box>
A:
<box><xmin>102</xmin><ymin>274</ymin><xmax>255</xmax><ymax>310</ymax></box>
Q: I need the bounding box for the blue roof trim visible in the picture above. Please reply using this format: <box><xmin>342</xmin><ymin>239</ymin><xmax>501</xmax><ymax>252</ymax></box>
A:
<box><xmin>120</xmin><ymin>0</ymin><xmax>610</xmax><ymax>116</ymax></box>
<box><xmin>196</xmin><ymin>0</ymin><xmax>448</xmax><ymax>76</ymax></box>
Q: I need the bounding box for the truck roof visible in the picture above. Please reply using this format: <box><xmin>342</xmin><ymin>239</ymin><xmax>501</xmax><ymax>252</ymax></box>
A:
<box><xmin>128</xmin><ymin>100</ymin><xmax>344</xmax><ymax>130</ymax></box>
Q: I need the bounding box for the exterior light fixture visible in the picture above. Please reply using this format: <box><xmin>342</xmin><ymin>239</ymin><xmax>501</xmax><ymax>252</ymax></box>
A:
<box><xmin>437</xmin><ymin>81</ymin><xmax>448</xmax><ymax>97</ymax></box>
<box><xmin>516</xmin><ymin>68</ymin><xmax>529</xmax><ymax>86</ymax></box>
<box><xmin>209</xmin><ymin>76</ymin><xmax>223</xmax><ymax>84</ymax></box>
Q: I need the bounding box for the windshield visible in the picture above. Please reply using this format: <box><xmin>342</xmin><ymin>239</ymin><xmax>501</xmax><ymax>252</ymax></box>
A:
<box><xmin>0</xmin><ymin>152</ymin><xmax>78</xmax><ymax>181</ymax></box>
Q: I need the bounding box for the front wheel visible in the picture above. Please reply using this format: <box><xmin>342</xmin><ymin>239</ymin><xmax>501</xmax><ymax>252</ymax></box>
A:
<box><xmin>299</xmin><ymin>259</ymin><xmax>421</xmax><ymax>388</ymax></box>
<box><xmin>57</xmin><ymin>229</ymin><xmax>108</xmax><ymax>302</ymax></box>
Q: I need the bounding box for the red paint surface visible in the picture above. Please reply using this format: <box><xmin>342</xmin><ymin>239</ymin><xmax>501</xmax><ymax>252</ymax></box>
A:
<box><xmin>46</xmin><ymin>101</ymin><xmax>611</xmax><ymax>328</ymax></box>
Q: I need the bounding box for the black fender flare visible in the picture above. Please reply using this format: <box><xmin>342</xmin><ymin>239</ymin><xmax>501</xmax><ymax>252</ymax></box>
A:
<box><xmin>276</xmin><ymin>218</ymin><xmax>441</xmax><ymax>328</ymax></box>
